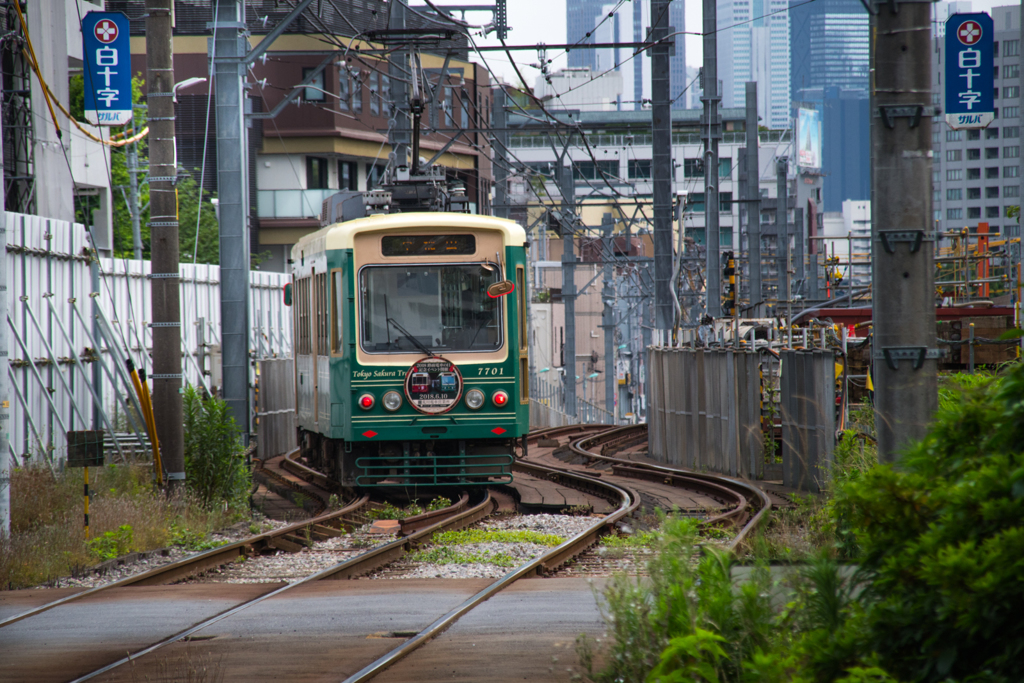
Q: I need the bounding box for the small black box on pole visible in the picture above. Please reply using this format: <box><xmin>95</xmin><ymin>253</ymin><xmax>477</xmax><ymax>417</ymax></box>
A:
<box><xmin>67</xmin><ymin>431</ymin><xmax>105</xmax><ymax>468</ymax></box>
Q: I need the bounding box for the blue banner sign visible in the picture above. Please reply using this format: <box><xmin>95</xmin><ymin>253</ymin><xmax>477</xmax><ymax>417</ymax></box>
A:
<box><xmin>945</xmin><ymin>13</ymin><xmax>994</xmax><ymax>130</ymax></box>
<box><xmin>82</xmin><ymin>12</ymin><xmax>133</xmax><ymax>126</ymax></box>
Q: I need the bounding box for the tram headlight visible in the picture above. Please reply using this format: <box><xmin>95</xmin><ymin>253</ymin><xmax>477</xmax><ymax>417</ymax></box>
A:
<box><xmin>465</xmin><ymin>389</ymin><xmax>485</xmax><ymax>410</ymax></box>
<box><xmin>492</xmin><ymin>390</ymin><xmax>509</xmax><ymax>407</ymax></box>
<box><xmin>358</xmin><ymin>393</ymin><xmax>375</xmax><ymax>410</ymax></box>
<box><xmin>382</xmin><ymin>391</ymin><xmax>402</xmax><ymax>412</ymax></box>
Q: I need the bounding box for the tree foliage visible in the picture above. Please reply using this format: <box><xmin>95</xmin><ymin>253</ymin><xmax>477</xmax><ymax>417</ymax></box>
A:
<box><xmin>70</xmin><ymin>73</ymin><xmax>220</xmax><ymax>263</ymax></box>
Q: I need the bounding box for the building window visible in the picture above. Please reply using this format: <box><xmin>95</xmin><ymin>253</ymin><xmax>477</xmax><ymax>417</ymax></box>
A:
<box><xmin>968</xmin><ymin>207</ymin><xmax>981</xmax><ymax>219</ymax></box>
<box><xmin>947</xmin><ymin>130</ymin><xmax>964</xmax><ymax>141</ymax></box>
<box><xmin>369</xmin><ymin>72</ymin><xmax>379</xmax><ymax>115</ymax></box>
<box><xmin>986</xmin><ymin>148</ymin><xmax>1000</xmax><ymax>159</ymax></box>
<box><xmin>338</xmin><ymin>160</ymin><xmax>357</xmax><ymax>191</ymax></box>
<box><xmin>947</xmin><ymin>149</ymin><xmax>962</xmax><ymax>161</ymax></box>
<box><xmin>628</xmin><ymin>159</ymin><xmax>652</xmax><ymax>179</ymax></box>
<box><xmin>1004</xmin><ymin>39</ymin><xmax>1020</xmax><ymax>57</ymax></box>
<box><xmin>947</xmin><ymin>188</ymin><xmax>962</xmax><ymax>200</ymax></box>
<box><xmin>352</xmin><ymin>74</ymin><xmax>363</xmax><ymax>114</ymax></box>
<box><xmin>966</xmin><ymin>168</ymin><xmax>981</xmax><ymax>179</ymax></box>
<box><xmin>995</xmin><ymin>41</ymin><xmax>1000</xmax><ymax>57</ymax></box>
<box><xmin>461</xmin><ymin>89</ymin><xmax>470</xmax><ymax>128</ymax></box>
<box><xmin>1004</xmin><ymin>106</ymin><xmax>1020</xmax><ymax>118</ymax></box>
<box><xmin>1005</xmin><ymin>64</ymin><xmax>1020</xmax><ymax>79</ymax></box>
<box><xmin>932</xmin><ymin>130</ymin><xmax>941</xmax><ymax>144</ymax></box>
<box><xmin>306</xmin><ymin>156</ymin><xmax>328</xmax><ymax>189</ymax></box>
<box><xmin>947</xmin><ymin>169</ymin><xmax>964</xmax><ymax>181</ymax></box>
<box><xmin>381</xmin><ymin>75</ymin><xmax>391</xmax><ymax>114</ymax></box>
<box><xmin>302</xmin><ymin>67</ymin><xmax>326</xmax><ymax>101</ymax></box>
<box><xmin>986</xmin><ymin>186</ymin><xmax>1000</xmax><ymax>199</ymax></box>
<box><xmin>689</xmin><ymin>193</ymin><xmax>706</xmax><ymax>212</ymax></box>
<box><xmin>986</xmin><ymin>167</ymin><xmax>1000</xmax><ymax>179</ymax></box>
<box><xmin>934</xmin><ymin>210</ymin><xmax>942</xmax><ymax>221</ymax></box>
<box><xmin>1005</xmin><ymin>86</ymin><xmax>1020</xmax><ymax>99</ymax></box>
<box><xmin>947</xmin><ymin>208</ymin><xmax>963</xmax><ymax>219</ymax></box>
<box><xmin>995</xmin><ymin>87</ymin><xmax>1001</xmax><ymax>99</ymax></box>
<box><xmin>683</xmin><ymin>158</ymin><xmax>704</xmax><ymax>178</ymax></box>
<box><xmin>573</xmin><ymin>160</ymin><xmax>619</xmax><ymax>180</ymax></box>
<box><xmin>933</xmin><ymin>170</ymin><xmax>941</xmax><ymax>183</ymax></box>
<box><xmin>968</xmin><ymin>187</ymin><xmax>982</xmax><ymax>199</ymax></box>
<box><xmin>986</xmin><ymin>206</ymin><xmax>1000</xmax><ymax>218</ymax></box>
<box><xmin>967</xmin><ymin>148</ymin><xmax>981</xmax><ymax>160</ymax></box>
<box><xmin>967</xmin><ymin>130</ymin><xmax>981</xmax><ymax>140</ymax></box>
<box><xmin>366</xmin><ymin>162</ymin><xmax>385</xmax><ymax>188</ymax></box>
<box><xmin>720</xmin><ymin>192</ymin><xmax>733</xmax><ymax>211</ymax></box>
<box><xmin>1006</xmin><ymin>185</ymin><xmax>1021</xmax><ymax>197</ymax></box>
<box><xmin>934</xmin><ymin>189</ymin><xmax>941</xmax><ymax>202</ymax></box>
<box><xmin>994</xmin><ymin>65</ymin><xmax>1000</xmax><ymax>79</ymax></box>
<box><xmin>338</xmin><ymin>72</ymin><xmax>350</xmax><ymax>111</ymax></box>
<box><xmin>1005</xmin><ymin>126</ymin><xmax>1020</xmax><ymax>138</ymax></box>
<box><xmin>719</xmin><ymin>158</ymin><xmax>733</xmax><ymax>178</ymax></box>
<box><xmin>986</xmin><ymin>127</ymin><xmax>1000</xmax><ymax>139</ymax></box>
<box><xmin>1005</xmin><ymin>145</ymin><xmax>1020</xmax><ymax>158</ymax></box>
<box><xmin>1004</xmin><ymin>165</ymin><xmax>1021</xmax><ymax>178</ymax></box>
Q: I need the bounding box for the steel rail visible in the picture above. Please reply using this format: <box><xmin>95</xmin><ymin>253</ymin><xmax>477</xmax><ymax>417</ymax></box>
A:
<box><xmin>67</xmin><ymin>491</ymin><xmax>499</xmax><ymax>682</ymax></box>
<box><xmin>341</xmin><ymin>460</ymin><xmax>639</xmax><ymax>683</ymax></box>
<box><xmin>568</xmin><ymin>424</ymin><xmax>773</xmax><ymax>552</ymax></box>
<box><xmin>0</xmin><ymin>491</ymin><xmax>371</xmax><ymax>629</ymax></box>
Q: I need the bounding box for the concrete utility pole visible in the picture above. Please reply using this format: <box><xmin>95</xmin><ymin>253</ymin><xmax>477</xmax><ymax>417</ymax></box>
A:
<box><xmin>492</xmin><ymin>88</ymin><xmax>509</xmax><ymax>219</ymax></box>
<box><xmin>701</xmin><ymin>0</ymin><xmax>722</xmax><ymax>318</ymax></box>
<box><xmin>0</xmin><ymin>115</ymin><xmax>10</xmax><ymax>535</ymax></box>
<box><xmin>744</xmin><ymin>82</ymin><xmax>761</xmax><ymax>316</ymax></box>
<box><xmin>776</xmin><ymin>157</ymin><xmax>789</xmax><ymax>308</ymax></box>
<box><xmin>1019</xmin><ymin>0</ymin><xmax>1024</xmax><ymax>333</ymax></box>
<box><xmin>388</xmin><ymin>1</ymin><xmax>410</xmax><ymax>171</ymax></box>
<box><xmin>146</xmin><ymin>0</ymin><xmax>184</xmax><ymax>485</ymax></box>
<box><xmin>794</xmin><ymin>206</ymin><xmax>805</xmax><ymax>297</ymax></box>
<box><xmin>559</xmin><ymin>161</ymin><xmax>577</xmax><ymax>417</ymax></box>
<box><xmin>651</xmin><ymin>0</ymin><xmax>674</xmax><ymax>330</ymax></box>
<box><xmin>870</xmin><ymin>0</ymin><xmax>939</xmax><ymax>461</ymax></box>
<box><xmin>601</xmin><ymin>214</ymin><xmax>615</xmax><ymax>423</ymax></box>
<box><xmin>213</xmin><ymin>0</ymin><xmax>251</xmax><ymax>440</ymax></box>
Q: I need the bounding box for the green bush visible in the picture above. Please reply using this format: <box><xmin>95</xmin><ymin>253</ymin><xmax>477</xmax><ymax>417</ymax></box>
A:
<box><xmin>182</xmin><ymin>386</ymin><xmax>250</xmax><ymax>508</ymax></box>
<box><xmin>835</xmin><ymin>361</ymin><xmax>1024</xmax><ymax>682</ymax></box>
<box><xmin>87</xmin><ymin>524</ymin><xmax>134</xmax><ymax>561</ymax></box>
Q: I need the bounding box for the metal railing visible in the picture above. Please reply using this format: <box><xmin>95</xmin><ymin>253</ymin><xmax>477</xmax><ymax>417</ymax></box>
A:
<box><xmin>530</xmin><ymin>373</ymin><xmax>613</xmax><ymax>426</ymax></box>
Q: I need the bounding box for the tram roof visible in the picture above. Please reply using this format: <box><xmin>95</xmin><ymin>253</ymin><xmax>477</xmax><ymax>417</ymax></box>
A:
<box><xmin>294</xmin><ymin>212</ymin><xmax>527</xmax><ymax>255</ymax></box>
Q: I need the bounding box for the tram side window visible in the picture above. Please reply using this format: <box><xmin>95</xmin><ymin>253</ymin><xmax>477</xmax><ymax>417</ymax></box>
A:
<box><xmin>297</xmin><ymin>277</ymin><xmax>311</xmax><ymax>355</ymax></box>
<box><xmin>517</xmin><ymin>266</ymin><xmax>529</xmax><ymax>401</ymax></box>
<box><xmin>332</xmin><ymin>270</ymin><xmax>344</xmax><ymax>354</ymax></box>
<box><xmin>317</xmin><ymin>272</ymin><xmax>328</xmax><ymax>355</ymax></box>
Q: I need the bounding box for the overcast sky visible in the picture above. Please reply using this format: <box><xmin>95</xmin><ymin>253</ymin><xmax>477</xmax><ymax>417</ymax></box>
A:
<box><xmin>422</xmin><ymin>0</ymin><xmax>1018</xmax><ymax>91</ymax></box>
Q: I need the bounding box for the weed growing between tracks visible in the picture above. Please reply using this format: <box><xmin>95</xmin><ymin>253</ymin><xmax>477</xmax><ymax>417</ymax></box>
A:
<box><xmin>577</xmin><ymin>362</ymin><xmax>1024</xmax><ymax>682</ymax></box>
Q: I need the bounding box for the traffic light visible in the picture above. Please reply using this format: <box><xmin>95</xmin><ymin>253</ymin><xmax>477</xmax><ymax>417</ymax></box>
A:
<box><xmin>722</xmin><ymin>251</ymin><xmax>736</xmax><ymax>316</ymax></box>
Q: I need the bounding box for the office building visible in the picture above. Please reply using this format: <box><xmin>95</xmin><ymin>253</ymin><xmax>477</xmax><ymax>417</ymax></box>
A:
<box><xmin>718</xmin><ymin>0</ymin><xmax>791</xmax><ymax>129</ymax></box>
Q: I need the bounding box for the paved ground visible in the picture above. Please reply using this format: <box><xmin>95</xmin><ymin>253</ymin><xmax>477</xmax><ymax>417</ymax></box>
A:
<box><xmin>0</xmin><ymin>578</ymin><xmax>608</xmax><ymax>682</ymax></box>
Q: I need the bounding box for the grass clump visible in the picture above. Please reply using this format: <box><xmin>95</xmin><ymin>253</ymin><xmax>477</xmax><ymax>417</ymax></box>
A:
<box><xmin>367</xmin><ymin>496</ymin><xmax>452</xmax><ymax>520</ymax></box>
<box><xmin>409</xmin><ymin>546</ymin><xmax>517</xmax><ymax>567</ymax></box>
<box><xmin>0</xmin><ymin>463</ymin><xmax>238</xmax><ymax>589</ymax></box>
<box><xmin>600</xmin><ymin>530</ymin><xmax>659</xmax><ymax>549</ymax></box>
<box><xmin>433</xmin><ymin>529</ymin><xmax>563</xmax><ymax>546</ymax></box>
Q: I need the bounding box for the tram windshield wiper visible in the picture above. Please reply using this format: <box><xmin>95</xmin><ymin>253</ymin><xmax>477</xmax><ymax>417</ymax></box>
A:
<box><xmin>386</xmin><ymin>317</ymin><xmax>437</xmax><ymax>357</ymax></box>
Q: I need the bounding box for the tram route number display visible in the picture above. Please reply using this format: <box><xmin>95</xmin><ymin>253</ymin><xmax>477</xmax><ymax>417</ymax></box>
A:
<box><xmin>404</xmin><ymin>358</ymin><xmax>463</xmax><ymax>414</ymax></box>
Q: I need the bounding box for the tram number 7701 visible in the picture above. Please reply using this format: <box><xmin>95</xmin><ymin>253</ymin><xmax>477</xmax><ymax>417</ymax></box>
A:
<box><xmin>478</xmin><ymin>367</ymin><xmax>504</xmax><ymax>376</ymax></box>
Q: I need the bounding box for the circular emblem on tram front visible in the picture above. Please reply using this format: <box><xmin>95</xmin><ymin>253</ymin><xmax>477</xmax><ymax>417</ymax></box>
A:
<box><xmin>404</xmin><ymin>357</ymin><xmax>463</xmax><ymax>414</ymax></box>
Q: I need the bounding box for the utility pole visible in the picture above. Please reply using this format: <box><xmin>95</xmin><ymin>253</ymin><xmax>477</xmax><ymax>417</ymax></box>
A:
<box><xmin>776</xmin><ymin>157</ymin><xmax>789</xmax><ymax>309</ymax></box>
<box><xmin>127</xmin><ymin>142</ymin><xmax>143</xmax><ymax>260</ymax></box>
<box><xmin>213</xmin><ymin>0</ymin><xmax>251</xmax><ymax>441</ymax></box>
<box><xmin>559</xmin><ymin>161</ymin><xmax>577</xmax><ymax>418</ymax></box>
<box><xmin>794</xmin><ymin>206</ymin><xmax>805</xmax><ymax>298</ymax></box>
<box><xmin>146</xmin><ymin>0</ymin><xmax>183</xmax><ymax>485</ymax></box>
<box><xmin>870</xmin><ymin>0</ymin><xmax>938</xmax><ymax>461</ymax></box>
<box><xmin>492</xmin><ymin>87</ymin><xmax>509</xmax><ymax>219</ymax></box>
<box><xmin>651</xmin><ymin>0</ymin><xmax>674</xmax><ymax>331</ymax></box>
<box><xmin>745</xmin><ymin>82</ymin><xmax>761</xmax><ymax>316</ymax></box>
<box><xmin>601</xmin><ymin>214</ymin><xmax>615</xmax><ymax>423</ymax></box>
<box><xmin>0</xmin><ymin>115</ymin><xmax>10</xmax><ymax>535</ymax></box>
<box><xmin>701</xmin><ymin>0</ymin><xmax>722</xmax><ymax>318</ymax></box>
<box><xmin>388</xmin><ymin>1</ymin><xmax>410</xmax><ymax>172</ymax></box>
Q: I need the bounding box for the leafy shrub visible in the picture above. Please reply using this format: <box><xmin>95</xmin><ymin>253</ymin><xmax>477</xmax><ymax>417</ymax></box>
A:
<box><xmin>835</xmin><ymin>361</ymin><xmax>1024</xmax><ymax>682</ymax></box>
<box><xmin>426</xmin><ymin>496</ymin><xmax>452</xmax><ymax>512</ymax></box>
<box><xmin>87</xmin><ymin>524</ymin><xmax>134</xmax><ymax>561</ymax></box>
<box><xmin>182</xmin><ymin>385</ymin><xmax>250</xmax><ymax>508</ymax></box>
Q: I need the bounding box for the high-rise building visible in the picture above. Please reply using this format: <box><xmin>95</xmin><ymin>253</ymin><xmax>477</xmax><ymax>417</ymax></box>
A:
<box><xmin>718</xmin><ymin>0</ymin><xmax>791</xmax><ymax>129</ymax></box>
<box><xmin>566</xmin><ymin>0</ymin><xmax>686</xmax><ymax>110</ymax></box>
<box><xmin>790</xmin><ymin>0</ymin><xmax>868</xmax><ymax>100</ymax></box>
<box><xmin>789</xmin><ymin>0</ymin><xmax>870</xmax><ymax>212</ymax></box>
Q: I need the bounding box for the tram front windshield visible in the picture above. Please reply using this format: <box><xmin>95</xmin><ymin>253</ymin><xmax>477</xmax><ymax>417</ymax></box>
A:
<box><xmin>360</xmin><ymin>264</ymin><xmax>502</xmax><ymax>353</ymax></box>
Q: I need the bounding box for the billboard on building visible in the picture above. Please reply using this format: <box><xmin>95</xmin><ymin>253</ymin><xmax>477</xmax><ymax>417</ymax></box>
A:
<box><xmin>797</xmin><ymin>108</ymin><xmax>822</xmax><ymax>170</ymax></box>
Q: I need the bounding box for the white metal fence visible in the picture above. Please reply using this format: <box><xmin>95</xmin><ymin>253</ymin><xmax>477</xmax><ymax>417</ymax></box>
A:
<box><xmin>6</xmin><ymin>212</ymin><xmax>291</xmax><ymax>467</ymax></box>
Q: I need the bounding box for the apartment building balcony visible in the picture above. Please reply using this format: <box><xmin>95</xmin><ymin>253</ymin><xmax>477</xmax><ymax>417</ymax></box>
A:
<box><xmin>257</xmin><ymin>189</ymin><xmax>337</xmax><ymax>219</ymax></box>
